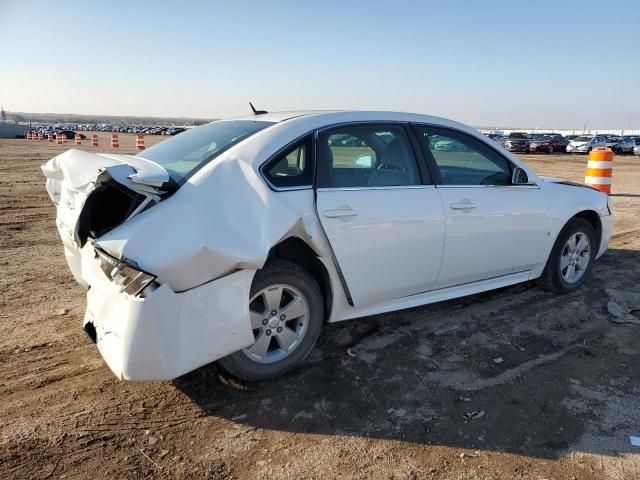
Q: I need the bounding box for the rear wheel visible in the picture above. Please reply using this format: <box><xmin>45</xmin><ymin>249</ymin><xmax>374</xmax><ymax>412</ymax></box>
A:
<box><xmin>537</xmin><ymin>218</ymin><xmax>596</xmax><ymax>293</ymax></box>
<box><xmin>218</xmin><ymin>259</ymin><xmax>324</xmax><ymax>381</ymax></box>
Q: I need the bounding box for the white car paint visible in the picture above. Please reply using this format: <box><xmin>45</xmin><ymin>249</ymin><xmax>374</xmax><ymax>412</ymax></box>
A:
<box><xmin>566</xmin><ymin>135</ymin><xmax>606</xmax><ymax>153</ymax></box>
<box><xmin>316</xmin><ymin>186</ymin><xmax>445</xmax><ymax>306</ymax></box>
<box><xmin>434</xmin><ymin>185</ymin><xmax>552</xmax><ymax>288</ymax></box>
<box><xmin>42</xmin><ymin>110</ymin><xmax>614</xmax><ymax>380</ymax></box>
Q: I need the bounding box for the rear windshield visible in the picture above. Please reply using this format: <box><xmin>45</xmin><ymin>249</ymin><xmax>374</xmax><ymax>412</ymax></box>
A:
<box><xmin>509</xmin><ymin>132</ymin><xmax>528</xmax><ymax>139</ymax></box>
<box><xmin>137</xmin><ymin>120</ymin><xmax>274</xmax><ymax>184</ymax></box>
<box><xmin>574</xmin><ymin>136</ymin><xmax>592</xmax><ymax>142</ymax></box>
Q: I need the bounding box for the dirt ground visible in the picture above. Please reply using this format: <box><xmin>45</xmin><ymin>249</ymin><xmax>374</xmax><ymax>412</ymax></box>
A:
<box><xmin>1</xmin><ymin>132</ymin><xmax>639</xmax><ymax>479</ymax></box>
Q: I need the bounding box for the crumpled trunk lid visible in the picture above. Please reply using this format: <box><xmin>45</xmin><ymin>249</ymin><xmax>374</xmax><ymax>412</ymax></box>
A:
<box><xmin>41</xmin><ymin>149</ymin><xmax>170</xmax><ymax>249</ymax></box>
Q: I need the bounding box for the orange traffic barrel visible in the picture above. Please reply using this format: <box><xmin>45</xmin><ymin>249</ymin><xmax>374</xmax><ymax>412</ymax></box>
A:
<box><xmin>111</xmin><ymin>134</ymin><xmax>119</xmax><ymax>148</ymax></box>
<box><xmin>26</xmin><ymin>131</ymin><xmax>32</xmax><ymax>140</ymax></box>
<box><xmin>57</xmin><ymin>133</ymin><xmax>66</xmax><ymax>145</ymax></box>
<box><xmin>91</xmin><ymin>134</ymin><xmax>98</xmax><ymax>147</ymax></box>
<box><xmin>135</xmin><ymin>134</ymin><xmax>145</xmax><ymax>150</ymax></box>
<box><xmin>585</xmin><ymin>147</ymin><xmax>613</xmax><ymax>195</ymax></box>
<box><xmin>48</xmin><ymin>133</ymin><xmax>53</xmax><ymax>142</ymax></box>
<box><xmin>75</xmin><ymin>133</ymin><xmax>82</xmax><ymax>145</ymax></box>
<box><xmin>38</xmin><ymin>132</ymin><xmax>44</xmax><ymax>141</ymax></box>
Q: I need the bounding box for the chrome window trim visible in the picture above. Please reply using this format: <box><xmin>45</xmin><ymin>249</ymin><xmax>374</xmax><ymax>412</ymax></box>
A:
<box><xmin>435</xmin><ymin>184</ymin><xmax>541</xmax><ymax>190</ymax></box>
<box><xmin>316</xmin><ymin>185</ymin><xmax>436</xmax><ymax>192</ymax></box>
<box><xmin>262</xmin><ymin>181</ymin><xmax>313</xmax><ymax>192</ymax></box>
<box><xmin>316</xmin><ymin>119</ymin><xmax>408</xmax><ymax>134</ymax></box>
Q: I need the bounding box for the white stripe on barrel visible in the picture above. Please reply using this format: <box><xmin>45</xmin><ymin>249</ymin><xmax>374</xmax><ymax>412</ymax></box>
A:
<box><xmin>584</xmin><ymin>176</ymin><xmax>612</xmax><ymax>185</ymax></box>
<box><xmin>587</xmin><ymin>160</ymin><xmax>614</xmax><ymax>169</ymax></box>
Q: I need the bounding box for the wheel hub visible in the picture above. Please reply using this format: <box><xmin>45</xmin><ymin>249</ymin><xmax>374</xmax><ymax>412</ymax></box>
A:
<box><xmin>268</xmin><ymin>316</ymin><xmax>280</xmax><ymax>328</ymax></box>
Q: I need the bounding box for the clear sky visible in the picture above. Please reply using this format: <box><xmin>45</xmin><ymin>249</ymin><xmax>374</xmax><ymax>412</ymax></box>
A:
<box><xmin>1</xmin><ymin>0</ymin><xmax>638</xmax><ymax>128</ymax></box>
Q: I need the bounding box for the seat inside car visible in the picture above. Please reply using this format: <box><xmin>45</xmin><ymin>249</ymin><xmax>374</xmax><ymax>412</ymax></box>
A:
<box><xmin>367</xmin><ymin>138</ymin><xmax>417</xmax><ymax>187</ymax></box>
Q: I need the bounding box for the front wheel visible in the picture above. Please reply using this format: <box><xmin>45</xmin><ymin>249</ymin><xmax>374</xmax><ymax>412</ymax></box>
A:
<box><xmin>218</xmin><ymin>259</ymin><xmax>324</xmax><ymax>381</ymax></box>
<box><xmin>537</xmin><ymin>218</ymin><xmax>596</xmax><ymax>293</ymax></box>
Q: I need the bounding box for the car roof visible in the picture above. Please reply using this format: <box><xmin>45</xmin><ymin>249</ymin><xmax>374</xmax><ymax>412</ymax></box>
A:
<box><xmin>216</xmin><ymin>110</ymin><xmax>506</xmax><ymax>146</ymax></box>
<box><xmin>187</xmin><ymin>110</ymin><xmax>542</xmax><ymax>186</ymax></box>
<box><xmin>225</xmin><ymin>110</ymin><xmax>336</xmax><ymax>123</ymax></box>
<box><xmin>221</xmin><ymin>110</ymin><xmax>469</xmax><ymax>129</ymax></box>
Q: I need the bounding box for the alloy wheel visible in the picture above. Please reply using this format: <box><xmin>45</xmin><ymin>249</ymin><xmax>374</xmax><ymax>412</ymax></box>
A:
<box><xmin>560</xmin><ymin>232</ymin><xmax>591</xmax><ymax>284</ymax></box>
<box><xmin>242</xmin><ymin>284</ymin><xmax>309</xmax><ymax>363</ymax></box>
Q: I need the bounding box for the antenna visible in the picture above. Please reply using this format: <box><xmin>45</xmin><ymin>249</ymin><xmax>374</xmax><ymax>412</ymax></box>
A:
<box><xmin>249</xmin><ymin>102</ymin><xmax>268</xmax><ymax>115</ymax></box>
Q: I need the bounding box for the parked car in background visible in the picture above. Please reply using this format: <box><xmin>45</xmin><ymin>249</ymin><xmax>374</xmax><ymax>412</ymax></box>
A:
<box><xmin>634</xmin><ymin>139</ymin><xmax>640</xmax><ymax>156</ymax></box>
<box><xmin>614</xmin><ymin>136</ymin><xmax>636</xmax><ymax>154</ymax></box>
<box><xmin>566</xmin><ymin>135</ymin><xmax>606</xmax><ymax>154</ymax></box>
<box><xmin>486</xmin><ymin>133</ymin><xmax>507</xmax><ymax>147</ymax></box>
<box><xmin>603</xmin><ymin>136</ymin><xmax>622</xmax><ymax>151</ymax></box>
<box><xmin>41</xmin><ymin>110</ymin><xmax>613</xmax><ymax>381</ymax></box>
<box><xmin>504</xmin><ymin>132</ymin><xmax>530</xmax><ymax>153</ymax></box>
<box><xmin>529</xmin><ymin>134</ymin><xmax>569</xmax><ymax>153</ymax></box>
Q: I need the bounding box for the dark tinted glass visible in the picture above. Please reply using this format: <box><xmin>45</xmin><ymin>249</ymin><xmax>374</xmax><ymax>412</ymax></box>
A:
<box><xmin>414</xmin><ymin>126</ymin><xmax>512</xmax><ymax>186</ymax></box>
<box><xmin>263</xmin><ymin>135</ymin><xmax>314</xmax><ymax>188</ymax></box>
<box><xmin>318</xmin><ymin>124</ymin><xmax>420</xmax><ymax>188</ymax></box>
<box><xmin>138</xmin><ymin>120</ymin><xmax>274</xmax><ymax>184</ymax></box>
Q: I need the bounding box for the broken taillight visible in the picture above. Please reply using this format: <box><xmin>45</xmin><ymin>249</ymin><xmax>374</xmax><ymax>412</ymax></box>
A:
<box><xmin>95</xmin><ymin>248</ymin><xmax>156</xmax><ymax>296</ymax></box>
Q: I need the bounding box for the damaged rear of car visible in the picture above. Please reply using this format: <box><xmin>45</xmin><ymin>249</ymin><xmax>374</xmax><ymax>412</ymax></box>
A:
<box><xmin>41</xmin><ymin>119</ymin><xmax>294</xmax><ymax>380</ymax></box>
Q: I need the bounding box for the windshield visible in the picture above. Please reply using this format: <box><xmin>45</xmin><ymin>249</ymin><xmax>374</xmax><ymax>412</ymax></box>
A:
<box><xmin>509</xmin><ymin>132</ymin><xmax>528</xmax><ymax>139</ymax></box>
<box><xmin>137</xmin><ymin>120</ymin><xmax>274</xmax><ymax>184</ymax></box>
<box><xmin>574</xmin><ymin>136</ymin><xmax>592</xmax><ymax>142</ymax></box>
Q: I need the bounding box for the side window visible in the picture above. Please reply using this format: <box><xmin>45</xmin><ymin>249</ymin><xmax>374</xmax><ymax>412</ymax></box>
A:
<box><xmin>263</xmin><ymin>135</ymin><xmax>313</xmax><ymax>188</ymax></box>
<box><xmin>413</xmin><ymin>126</ymin><xmax>512</xmax><ymax>186</ymax></box>
<box><xmin>318</xmin><ymin>124</ymin><xmax>420</xmax><ymax>188</ymax></box>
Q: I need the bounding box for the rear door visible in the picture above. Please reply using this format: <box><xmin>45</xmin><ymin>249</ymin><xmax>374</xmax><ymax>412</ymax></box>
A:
<box><xmin>315</xmin><ymin>123</ymin><xmax>445</xmax><ymax>308</ymax></box>
<box><xmin>412</xmin><ymin>125</ymin><xmax>552</xmax><ymax>289</ymax></box>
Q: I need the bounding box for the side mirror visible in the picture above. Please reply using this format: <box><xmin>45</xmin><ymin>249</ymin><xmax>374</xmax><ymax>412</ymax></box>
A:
<box><xmin>354</xmin><ymin>155</ymin><xmax>373</xmax><ymax>168</ymax></box>
<box><xmin>512</xmin><ymin>167</ymin><xmax>531</xmax><ymax>185</ymax></box>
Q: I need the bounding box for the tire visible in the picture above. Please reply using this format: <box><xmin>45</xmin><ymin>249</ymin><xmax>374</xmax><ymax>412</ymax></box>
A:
<box><xmin>548</xmin><ymin>145</ymin><xmax>554</xmax><ymax>154</ymax></box>
<box><xmin>537</xmin><ymin>218</ymin><xmax>596</xmax><ymax>294</ymax></box>
<box><xmin>587</xmin><ymin>147</ymin><xmax>592</xmax><ymax>154</ymax></box>
<box><xmin>218</xmin><ymin>259</ymin><xmax>324</xmax><ymax>381</ymax></box>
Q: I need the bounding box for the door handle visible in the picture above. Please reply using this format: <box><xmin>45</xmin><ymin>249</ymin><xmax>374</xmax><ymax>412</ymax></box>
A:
<box><xmin>323</xmin><ymin>207</ymin><xmax>359</xmax><ymax>219</ymax></box>
<box><xmin>449</xmin><ymin>200</ymin><xmax>476</xmax><ymax>212</ymax></box>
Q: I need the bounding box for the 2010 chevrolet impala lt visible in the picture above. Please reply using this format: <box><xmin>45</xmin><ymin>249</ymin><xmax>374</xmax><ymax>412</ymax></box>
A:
<box><xmin>42</xmin><ymin>111</ymin><xmax>614</xmax><ymax>381</ymax></box>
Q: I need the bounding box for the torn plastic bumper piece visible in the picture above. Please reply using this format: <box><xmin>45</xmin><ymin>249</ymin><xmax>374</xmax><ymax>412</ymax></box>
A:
<box><xmin>81</xmin><ymin>245</ymin><xmax>256</xmax><ymax>380</ymax></box>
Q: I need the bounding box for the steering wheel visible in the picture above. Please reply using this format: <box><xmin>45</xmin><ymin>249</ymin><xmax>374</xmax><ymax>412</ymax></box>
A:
<box><xmin>480</xmin><ymin>172</ymin><xmax>509</xmax><ymax>185</ymax></box>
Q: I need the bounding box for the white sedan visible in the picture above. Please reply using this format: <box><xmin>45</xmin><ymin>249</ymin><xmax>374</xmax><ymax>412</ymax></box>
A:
<box><xmin>566</xmin><ymin>135</ymin><xmax>607</xmax><ymax>153</ymax></box>
<box><xmin>42</xmin><ymin>111</ymin><xmax>614</xmax><ymax>381</ymax></box>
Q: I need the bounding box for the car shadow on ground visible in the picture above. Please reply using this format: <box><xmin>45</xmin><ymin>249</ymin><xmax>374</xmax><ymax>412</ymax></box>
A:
<box><xmin>174</xmin><ymin>248</ymin><xmax>640</xmax><ymax>460</ymax></box>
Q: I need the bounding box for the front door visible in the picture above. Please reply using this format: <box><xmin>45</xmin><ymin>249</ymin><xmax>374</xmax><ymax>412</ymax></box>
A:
<box><xmin>315</xmin><ymin>123</ymin><xmax>446</xmax><ymax>308</ymax></box>
<box><xmin>412</xmin><ymin>124</ymin><xmax>552</xmax><ymax>289</ymax></box>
